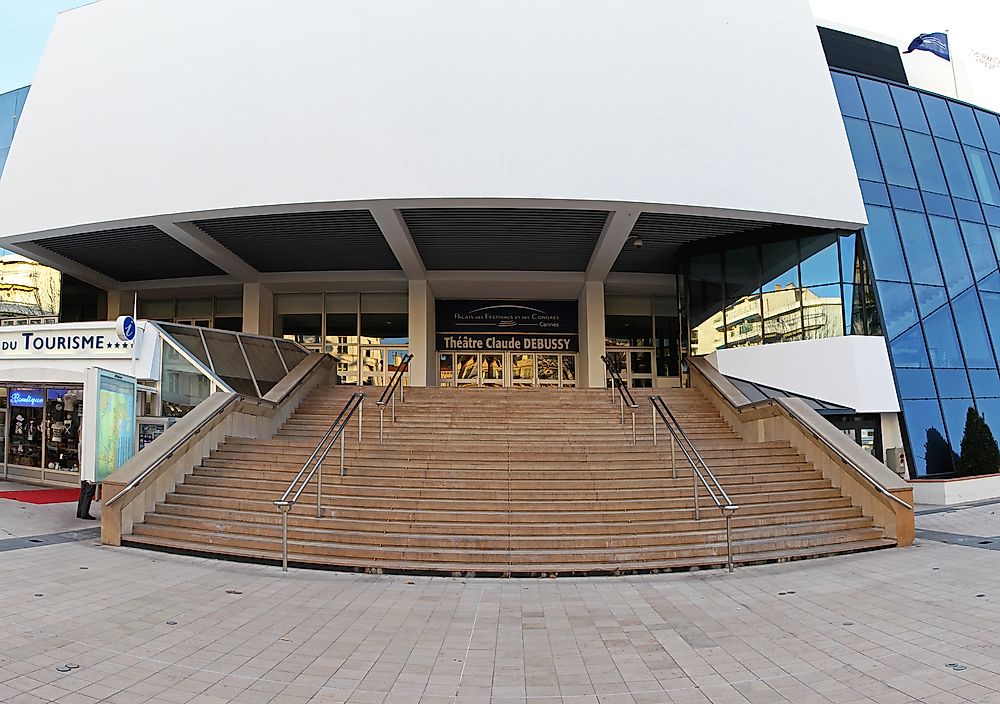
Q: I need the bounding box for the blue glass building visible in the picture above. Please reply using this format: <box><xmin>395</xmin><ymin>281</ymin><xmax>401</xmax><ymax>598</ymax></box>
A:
<box><xmin>0</xmin><ymin>86</ymin><xmax>30</xmax><ymax>177</ymax></box>
<box><xmin>832</xmin><ymin>70</ymin><xmax>1000</xmax><ymax>477</ymax></box>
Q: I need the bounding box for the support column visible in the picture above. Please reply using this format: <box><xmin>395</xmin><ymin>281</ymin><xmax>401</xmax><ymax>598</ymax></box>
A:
<box><xmin>106</xmin><ymin>290</ymin><xmax>136</xmax><ymax>320</ymax></box>
<box><xmin>577</xmin><ymin>281</ymin><xmax>606</xmax><ymax>388</ymax></box>
<box><xmin>242</xmin><ymin>283</ymin><xmax>273</xmax><ymax>336</ymax></box>
<box><xmin>408</xmin><ymin>280</ymin><xmax>435</xmax><ymax>387</ymax></box>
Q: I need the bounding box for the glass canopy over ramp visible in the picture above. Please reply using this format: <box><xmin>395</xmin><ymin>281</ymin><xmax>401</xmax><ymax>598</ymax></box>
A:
<box><xmin>153</xmin><ymin>322</ymin><xmax>309</xmax><ymax>415</ymax></box>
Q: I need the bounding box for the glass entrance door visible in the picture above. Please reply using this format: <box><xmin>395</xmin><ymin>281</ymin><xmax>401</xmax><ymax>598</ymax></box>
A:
<box><xmin>441</xmin><ymin>352</ymin><xmax>576</xmax><ymax>387</ymax></box>
<box><xmin>606</xmin><ymin>349</ymin><xmax>654</xmax><ymax>388</ymax></box>
<box><xmin>455</xmin><ymin>354</ymin><xmax>480</xmax><ymax>386</ymax></box>
<box><xmin>511</xmin><ymin>353</ymin><xmax>535</xmax><ymax>386</ymax></box>
<box><xmin>481</xmin><ymin>354</ymin><xmax>505</xmax><ymax>386</ymax></box>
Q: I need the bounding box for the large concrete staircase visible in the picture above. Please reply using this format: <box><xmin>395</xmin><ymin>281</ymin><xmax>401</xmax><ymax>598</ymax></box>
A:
<box><xmin>122</xmin><ymin>385</ymin><xmax>895</xmax><ymax>574</ymax></box>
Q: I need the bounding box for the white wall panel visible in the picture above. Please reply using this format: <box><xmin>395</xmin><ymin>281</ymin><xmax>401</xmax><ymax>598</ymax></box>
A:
<box><xmin>708</xmin><ymin>336</ymin><xmax>900</xmax><ymax>413</ymax></box>
<box><xmin>0</xmin><ymin>0</ymin><xmax>865</xmax><ymax>239</ymax></box>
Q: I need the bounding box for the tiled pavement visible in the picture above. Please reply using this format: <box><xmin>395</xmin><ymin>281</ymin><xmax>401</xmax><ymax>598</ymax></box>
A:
<box><xmin>3</xmin><ymin>497</ymin><xmax>1000</xmax><ymax>702</ymax></box>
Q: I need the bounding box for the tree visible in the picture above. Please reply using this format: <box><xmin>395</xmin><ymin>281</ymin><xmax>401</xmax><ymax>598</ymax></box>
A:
<box><xmin>924</xmin><ymin>427</ymin><xmax>959</xmax><ymax>475</ymax></box>
<box><xmin>958</xmin><ymin>407</ymin><xmax>1000</xmax><ymax>477</ymax></box>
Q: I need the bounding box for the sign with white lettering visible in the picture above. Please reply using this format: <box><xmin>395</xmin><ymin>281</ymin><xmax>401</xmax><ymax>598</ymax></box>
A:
<box><xmin>9</xmin><ymin>389</ymin><xmax>45</xmax><ymax>408</ymax></box>
<box><xmin>436</xmin><ymin>334</ymin><xmax>578</xmax><ymax>352</ymax></box>
<box><xmin>436</xmin><ymin>300</ymin><xmax>578</xmax><ymax>352</ymax></box>
<box><xmin>436</xmin><ymin>300</ymin><xmax>578</xmax><ymax>333</ymax></box>
<box><xmin>0</xmin><ymin>325</ymin><xmax>136</xmax><ymax>360</ymax></box>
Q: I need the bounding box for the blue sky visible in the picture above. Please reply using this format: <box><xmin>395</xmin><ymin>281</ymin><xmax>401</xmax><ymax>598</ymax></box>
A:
<box><xmin>0</xmin><ymin>0</ymin><xmax>93</xmax><ymax>94</ymax></box>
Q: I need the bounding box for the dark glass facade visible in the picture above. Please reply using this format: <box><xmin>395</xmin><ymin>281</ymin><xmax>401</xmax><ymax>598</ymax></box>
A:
<box><xmin>833</xmin><ymin>69</ymin><xmax>1000</xmax><ymax>477</ymax></box>
<box><xmin>685</xmin><ymin>234</ymin><xmax>879</xmax><ymax>356</ymax></box>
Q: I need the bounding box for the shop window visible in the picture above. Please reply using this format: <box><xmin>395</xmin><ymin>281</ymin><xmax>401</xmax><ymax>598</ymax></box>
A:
<box><xmin>45</xmin><ymin>388</ymin><xmax>81</xmax><ymax>471</ymax></box>
<box><xmin>8</xmin><ymin>389</ymin><xmax>44</xmax><ymax>469</ymax></box>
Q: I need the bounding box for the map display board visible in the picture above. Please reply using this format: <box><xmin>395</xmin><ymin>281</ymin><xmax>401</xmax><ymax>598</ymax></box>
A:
<box><xmin>82</xmin><ymin>368</ymin><xmax>137</xmax><ymax>483</ymax></box>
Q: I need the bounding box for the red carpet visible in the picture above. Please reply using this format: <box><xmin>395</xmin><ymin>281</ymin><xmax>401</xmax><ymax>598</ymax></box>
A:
<box><xmin>0</xmin><ymin>488</ymin><xmax>80</xmax><ymax>504</ymax></box>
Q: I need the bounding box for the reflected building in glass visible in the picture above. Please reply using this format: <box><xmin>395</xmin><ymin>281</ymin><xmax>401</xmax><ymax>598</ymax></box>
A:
<box><xmin>686</xmin><ymin>233</ymin><xmax>880</xmax><ymax>357</ymax></box>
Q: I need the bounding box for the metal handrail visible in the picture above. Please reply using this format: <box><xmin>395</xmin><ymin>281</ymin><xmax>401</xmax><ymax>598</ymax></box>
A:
<box><xmin>105</xmin><ymin>352</ymin><xmax>330</xmax><ymax>514</ymax></box>
<box><xmin>601</xmin><ymin>354</ymin><xmax>638</xmax><ymax>445</ymax></box>
<box><xmin>650</xmin><ymin>395</ymin><xmax>739</xmax><ymax>572</ymax></box>
<box><xmin>776</xmin><ymin>398</ymin><xmax>912</xmax><ymax>510</ymax></box>
<box><xmin>686</xmin><ymin>356</ymin><xmax>912</xmax><ymax>510</ymax></box>
<box><xmin>377</xmin><ymin>353</ymin><xmax>413</xmax><ymax>444</ymax></box>
<box><xmin>105</xmin><ymin>393</ymin><xmax>241</xmax><ymax>506</ymax></box>
<box><xmin>273</xmin><ymin>392</ymin><xmax>365</xmax><ymax>572</ymax></box>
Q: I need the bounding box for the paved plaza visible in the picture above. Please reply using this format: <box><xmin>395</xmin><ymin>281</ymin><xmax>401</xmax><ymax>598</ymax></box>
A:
<box><xmin>2</xmin><ymin>491</ymin><xmax>1000</xmax><ymax>703</ymax></box>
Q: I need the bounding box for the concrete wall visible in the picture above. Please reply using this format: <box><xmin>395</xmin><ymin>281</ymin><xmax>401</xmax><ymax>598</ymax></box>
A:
<box><xmin>0</xmin><ymin>0</ymin><xmax>865</xmax><ymax>239</ymax></box>
<box><xmin>912</xmin><ymin>475</ymin><xmax>1000</xmax><ymax>505</ymax></box>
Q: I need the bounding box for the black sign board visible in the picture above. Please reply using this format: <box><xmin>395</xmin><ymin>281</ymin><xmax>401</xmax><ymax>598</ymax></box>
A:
<box><xmin>436</xmin><ymin>300</ymin><xmax>578</xmax><ymax>334</ymax></box>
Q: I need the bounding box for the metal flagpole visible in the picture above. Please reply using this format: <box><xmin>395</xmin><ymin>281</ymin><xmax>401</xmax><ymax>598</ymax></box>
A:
<box><xmin>947</xmin><ymin>30</ymin><xmax>959</xmax><ymax>100</ymax></box>
<box><xmin>131</xmin><ymin>293</ymin><xmax>138</xmax><ymax>380</ymax></box>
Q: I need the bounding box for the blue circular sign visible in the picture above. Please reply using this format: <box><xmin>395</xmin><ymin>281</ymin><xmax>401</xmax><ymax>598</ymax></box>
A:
<box><xmin>116</xmin><ymin>315</ymin><xmax>136</xmax><ymax>342</ymax></box>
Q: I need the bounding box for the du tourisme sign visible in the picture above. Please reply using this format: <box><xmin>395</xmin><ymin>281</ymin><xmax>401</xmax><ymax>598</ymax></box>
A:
<box><xmin>0</xmin><ymin>321</ymin><xmax>137</xmax><ymax>360</ymax></box>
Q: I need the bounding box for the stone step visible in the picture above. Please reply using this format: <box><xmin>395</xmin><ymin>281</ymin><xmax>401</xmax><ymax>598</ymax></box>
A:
<box><xmin>164</xmin><ymin>491</ymin><xmax>856</xmax><ymax>522</ymax></box>
<box><xmin>139</xmin><ymin>511</ymin><xmax>876</xmax><ymax>550</ymax></box>
<box><xmin>153</xmin><ymin>501</ymin><xmax>866</xmax><ymax>535</ymax></box>
<box><xmin>194</xmin><ymin>465</ymin><xmax>823</xmax><ymax>488</ymax></box>
<box><xmin>171</xmin><ymin>482</ymin><xmax>845</xmax><ymax>510</ymax></box>
<box><xmin>121</xmin><ymin>383</ymin><xmax>894</xmax><ymax>574</ymax></box>
<box><xmin>125</xmin><ymin>523</ymin><xmax>890</xmax><ymax>569</ymax></box>
<box><xmin>182</xmin><ymin>472</ymin><xmax>834</xmax><ymax>502</ymax></box>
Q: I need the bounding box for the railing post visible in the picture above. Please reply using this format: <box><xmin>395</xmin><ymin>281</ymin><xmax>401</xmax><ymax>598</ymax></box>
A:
<box><xmin>276</xmin><ymin>502</ymin><xmax>291</xmax><ymax>573</ymax></box>
<box><xmin>671</xmin><ymin>434</ymin><xmax>676</xmax><ymax>479</ymax></box>
<box><xmin>358</xmin><ymin>398</ymin><xmax>363</xmax><ymax>444</ymax></box>
<box><xmin>725</xmin><ymin>511</ymin><xmax>734</xmax><ymax>573</ymax></box>
<box><xmin>652</xmin><ymin>405</ymin><xmax>657</xmax><ymax>445</ymax></box>
<box><xmin>392</xmin><ymin>391</ymin><xmax>396</xmax><ymax>422</ymax></box>
<box><xmin>631</xmin><ymin>410</ymin><xmax>636</xmax><ymax>446</ymax></box>
<box><xmin>399</xmin><ymin>377</ymin><xmax>404</xmax><ymax>403</ymax></box>
<box><xmin>379</xmin><ymin>406</ymin><xmax>384</xmax><ymax>444</ymax></box>
<box><xmin>620</xmin><ymin>394</ymin><xmax>624</xmax><ymax>424</ymax></box>
<box><xmin>316</xmin><ymin>460</ymin><xmax>323</xmax><ymax>517</ymax></box>
<box><xmin>693</xmin><ymin>468</ymin><xmax>700</xmax><ymax>520</ymax></box>
<box><xmin>340</xmin><ymin>431</ymin><xmax>346</xmax><ymax>476</ymax></box>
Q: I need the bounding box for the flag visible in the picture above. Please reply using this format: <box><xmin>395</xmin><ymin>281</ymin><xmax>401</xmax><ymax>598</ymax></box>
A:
<box><xmin>903</xmin><ymin>32</ymin><xmax>950</xmax><ymax>60</ymax></box>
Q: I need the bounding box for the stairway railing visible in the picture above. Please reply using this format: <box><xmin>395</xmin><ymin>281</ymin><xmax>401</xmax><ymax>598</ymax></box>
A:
<box><xmin>650</xmin><ymin>394</ymin><xmax>740</xmax><ymax>572</ymax></box>
<box><xmin>601</xmin><ymin>354</ymin><xmax>638</xmax><ymax>445</ymax></box>
<box><xmin>377</xmin><ymin>353</ymin><xmax>413</xmax><ymax>444</ymax></box>
<box><xmin>273</xmin><ymin>391</ymin><xmax>364</xmax><ymax>571</ymax></box>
